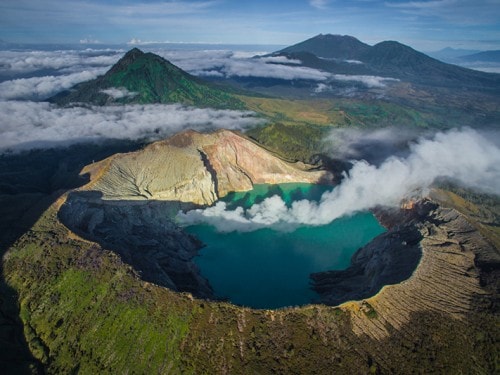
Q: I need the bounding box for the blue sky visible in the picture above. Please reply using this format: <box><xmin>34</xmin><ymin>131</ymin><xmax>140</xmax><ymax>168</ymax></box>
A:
<box><xmin>1</xmin><ymin>0</ymin><xmax>500</xmax><ymax>51</ymax></box>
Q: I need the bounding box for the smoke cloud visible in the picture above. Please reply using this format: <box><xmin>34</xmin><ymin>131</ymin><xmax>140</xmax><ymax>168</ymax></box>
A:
<box><xmin>326</xmin><ymin>127</ymin><xmax>426</xmax><ymax>164</ymax></box>
<box><xmin>178</xmin><ymin>128</ymin><xmax>500</xmax><ymax>232</ymax></box>
<box><xmin>0</xmin><ymin>101</ymin><xmax>263</xmax><ymax>152</ymax></box>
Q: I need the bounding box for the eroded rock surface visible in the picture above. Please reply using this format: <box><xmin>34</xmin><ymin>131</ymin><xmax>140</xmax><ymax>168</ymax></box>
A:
<box><xmin>85</xmin><ymin>129</ymin><xmax>331</xmax><ymax>205</ymax></box>
<box><xmin>312</xmin><ymin>199</ymin><xmax>499</xmax><ymax>343</ymax></box>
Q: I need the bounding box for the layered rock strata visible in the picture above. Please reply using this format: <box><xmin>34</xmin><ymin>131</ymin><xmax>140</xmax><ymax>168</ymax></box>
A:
<box><xmin>84</xmin><ymin>129</ymin><xmax>331</xmax><ymax>205</ymax></box>
<box><xmin>312</xmin><ymin>199</ymin><xmax>499</xmax><ymax>344</ymax></box>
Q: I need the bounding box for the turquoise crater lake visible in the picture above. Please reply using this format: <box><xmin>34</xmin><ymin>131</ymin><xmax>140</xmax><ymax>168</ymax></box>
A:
<box><xmin>186</xmin><ymin>184</ymin><xmax>386</xmax><ymax>309</ymax></box>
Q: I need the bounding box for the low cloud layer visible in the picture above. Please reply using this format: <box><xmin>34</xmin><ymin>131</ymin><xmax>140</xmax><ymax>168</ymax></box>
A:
<box><xmin>0</xmin><ymin>69</ymin><xmax>107</xmax><ymax>100</ymax></box>
<box><xmin>165</xmin><ymin>49</ymin><xmax>397</xmax><ymax>85</ymax></box>
<box><xmin>0</xmin><ymin>101</ymin><xmax>263</xmax><ymax>152</ymax></box>
<box><xmin>100</xmin><ymin>87</ymin><xmax>138</xmax><ymax>99</ymax></box>
<box><xmin>155</xmin><ymin>49</ymin><xmax>331</xmax><ymax>81</ymax></box>
<box><xmin>314</xmin><ymin>75</ymin><xmax>400</xmax><ymax>93</ymax></box>
<box><xmin>178</xmin><ymin>128</ymin><xmax>500</xmax><ymax>232</ymax></box>
<box><xmin>0</xmin><ymin>49</ymin><xmax>121</xmax><ymax>76</ymax></box>
<box><xmin>0</xmin><ymin>47</ymin><xmax>400</xmax><ymax>101</ymax></box>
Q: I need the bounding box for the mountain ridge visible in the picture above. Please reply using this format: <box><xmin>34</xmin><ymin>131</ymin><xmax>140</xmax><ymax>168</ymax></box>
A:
<box><xmin>459</xmin><ymin>49</ymin><xmax>500</xmax><ymax>63</ymax></box>
<box><xmin>274</xmin><ymin>34</ymin><xmax>500</xmax><ymax>91</ymax></box>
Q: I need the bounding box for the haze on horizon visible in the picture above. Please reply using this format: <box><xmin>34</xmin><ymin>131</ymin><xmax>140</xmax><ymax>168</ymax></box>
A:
<box><xmin>1</xmin><ymin>0</ymin><xmax>500</xmax><ymax>52</ymax></box>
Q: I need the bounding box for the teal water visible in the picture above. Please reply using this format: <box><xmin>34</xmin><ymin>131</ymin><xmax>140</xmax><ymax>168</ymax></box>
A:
<box><xmin>186</xmin><ymin>184</ymin><xmax>385</xmax><ymax>309</ymax></box>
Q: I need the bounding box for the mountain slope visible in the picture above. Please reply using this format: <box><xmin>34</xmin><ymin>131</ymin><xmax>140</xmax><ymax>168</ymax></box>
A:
<box><xmin>459</xmin><ymin>50</ymin><xmax>500</xmax><ymax>63</ymax></box>
<box><xmin>279</xmin><ymin>34</ymin><xmax>371</xmax><ymax>60</ymax></box>
<box><xmin>274</xmin><ymin>35</ymin><xmax>500</xmax><ymax>92</ymax></box>
<box><xmin>49</xmin><ymin>48</ymin><xmax>244</xmax><ymax>109</ymax></box>
<box><xmin>361</xmin><ymin>41</ymin><xmax>500</xmax><ymax>89</ymax></box>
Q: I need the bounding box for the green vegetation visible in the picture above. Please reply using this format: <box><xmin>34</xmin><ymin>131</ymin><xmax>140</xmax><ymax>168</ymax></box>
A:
<box><xmin>361</xmin><ymin>302</ymin><xmax>378</xmax><ymax>319</ymax></box>
<box><xmin>247</xmin><ymin>122</ymin><xmax>329</xmax><ymax>162</ymax></box>
<box><xmin>241</xmin><ymin>96</ymin><xmax>455</xmax><ymax>162</ymax></box>
<box><xmin>6</xmin><ymin>205</ymin><xmax>193</xmax><ymax>373</ymax></box>
<box><xmin>50</xmin><ymin>49</ymin><xmax>244</xmax><ymax>109</ymax></box>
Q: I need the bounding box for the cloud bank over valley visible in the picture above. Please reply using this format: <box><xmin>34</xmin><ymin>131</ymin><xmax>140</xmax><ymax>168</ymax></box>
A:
<box><xmin>0</xmin><ymin>69</ymin><xmax>107</xmax><ymax>100</ymax></box>
<box><xmin>0</xmin><ymin>45</ymin><xmax>404</xmax><ymax>152</ymax></box>
<box><xmin>0</xmin><ymin>101</ymin><xmax>262</xmax><ymax>152</ymax></box>
<box><xmin>0</xmin><ymin>47</ymin><xmax>276</xmax><ymax>152</ymax></box>
<box><xmin>0</xmin><ymin>47</ymin><xmax>400</xmax><ymax>101</ymax></box>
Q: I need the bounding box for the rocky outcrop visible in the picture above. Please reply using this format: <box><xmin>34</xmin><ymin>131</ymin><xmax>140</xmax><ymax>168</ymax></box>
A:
<box><xmin>312</xmin><ymin>199</ymin><xmax>499</xmax><ymax>343</ymax></box>
<box><xmin>83</xmin><ymin>129</ymin><xmax>331</xmax><ymax>205</ymax></box>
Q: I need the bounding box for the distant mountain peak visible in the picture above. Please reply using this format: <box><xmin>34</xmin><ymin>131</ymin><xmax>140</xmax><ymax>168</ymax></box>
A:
<box><xmin>122</xmin><ymin>47</ymin><xmax>144</xmax><ymax>61</ymax></box>
<box><xmin>315</xmin><ymin>33</ymin><xmax>362</xmax><ymax>41</ymax></box>
<box><xmin>279</xmin><ymin>33</ymin><xmax>371</xmax><ymax>60</ymax></box>
<box><xmin>275</xmin><ymin>34</ymin><xmax>500</xmax><ymax>91</ymax></box>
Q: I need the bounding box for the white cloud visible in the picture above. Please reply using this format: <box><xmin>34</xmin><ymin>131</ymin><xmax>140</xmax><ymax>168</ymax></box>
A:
<box><xmin>385</xmin><ymin>0</ymin><xmax>457</xmax><ymax>10</ymax></box>
<box><xmin>178</xmin><ymin>128</ymin><xmax>500</xmax><ymax>232</ymax></box>
<box><xmin>456</xmin><ymin>61</ymin><xmax>500</xmax><ymax>73</ymax></box>
<box><xmin>259</xmin><ymin>55</ymin><xmax>302</xmax><ymax>65</ymax></box>
<box><xmin>220</xmin><ymin>59</ymin><xmax>330</xmax><ymax>81</ymax></box>
<box><xmin>0</xmin><ymin>49</ymin><xmax>121</xmax><ymax>75</ymax></box>
<box><xmin>345</xmin><ymin>59</ymin><xmax>363</xmax><ymax>64</ymax></box>
<box><xmin>0</xmin><ymin>69</ymin><xmax>107</xmax><ymax>100</ymax></box>
<box><xmin>127</xmin><ymin>38</ymin><xmax>144</xmax><ymax>45</ymax></box>
<box><xmin>313</xmin><ymin>83</ymin><xmax>331</xmax><ymax>93</ymax></box>
<box><xmin>0</xmin><ymin>101</ymin><xmax>263</xmax><ymax>152</ymax></box>
<box><xmin>100</xmin><ymin>87</ymin><xmax>138</xmax><ymax>99</ymax></box>
<box><xmin>332</xmin><ymin>74</ymin><xmax>400</xmax><ymax>87</ymax></box>
<box><xmin>80</xmin><ymin>38</ymin><xmax>101</xmax><ymax>44</ymax></box>
<box><xmin>313</xmin><ymin>74</ymin><xmax>400</xmax><ymax>93</ymax></box>
<box><xmin>310</xmin><ymin>0</ymin><xmax>331</xmax><ymax>10</ymax></box>
<box><xmin>155</xmin><ymin>49</ymin><xmax>329</xmax><ymax>81</ymax></box>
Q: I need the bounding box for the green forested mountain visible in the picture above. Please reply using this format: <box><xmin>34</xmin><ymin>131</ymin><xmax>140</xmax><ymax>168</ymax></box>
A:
<box><xmin>49</xmin><ymin>48</ymin><xmax>244</xmax><ymax>109</ymax></box>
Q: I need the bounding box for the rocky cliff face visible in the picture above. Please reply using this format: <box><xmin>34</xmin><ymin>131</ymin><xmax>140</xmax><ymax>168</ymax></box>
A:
<box><xmin>84</xmin><ymin>129</ymin><xmax>331</xmax><ymax>205</ymax></box>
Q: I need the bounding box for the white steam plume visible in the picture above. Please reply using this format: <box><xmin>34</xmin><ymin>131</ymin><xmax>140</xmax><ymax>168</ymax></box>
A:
<box><xmin>178</xmin><ymin>128</ymin><xmax>500</xmax><ymax>232</ymax></box>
